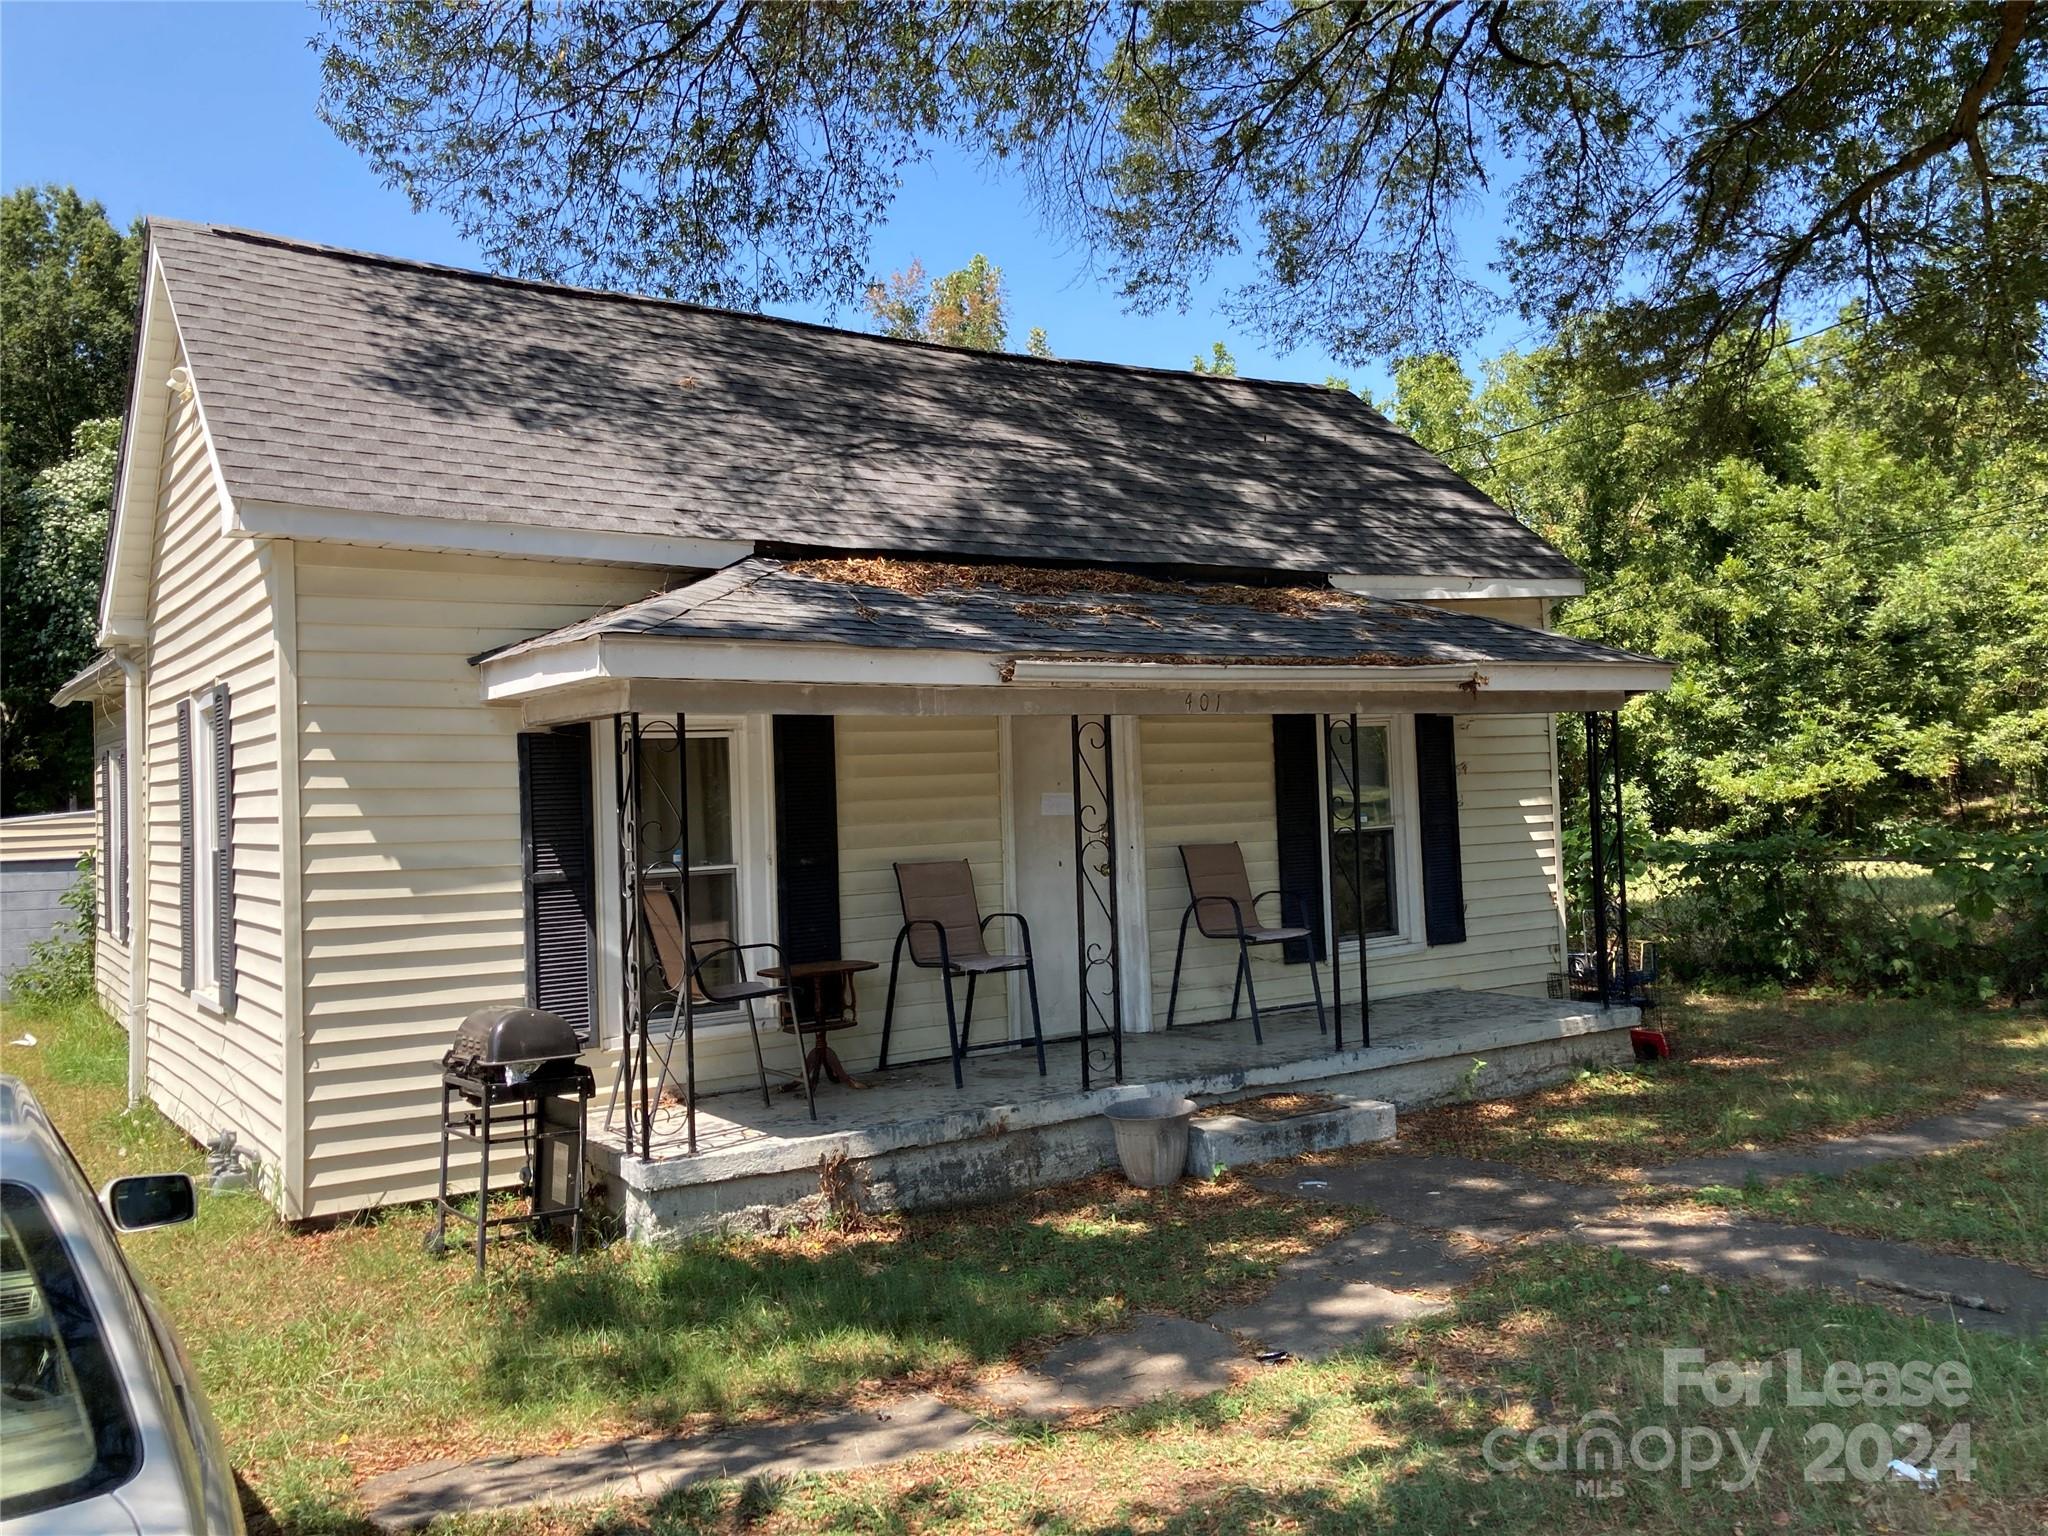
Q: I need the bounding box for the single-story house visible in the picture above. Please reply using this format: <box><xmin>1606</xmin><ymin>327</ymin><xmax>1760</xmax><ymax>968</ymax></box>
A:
<box><xmin>58</xmin><ymin>220</ymin><xmax>1668</xmax><ymax>1236</ymax></box>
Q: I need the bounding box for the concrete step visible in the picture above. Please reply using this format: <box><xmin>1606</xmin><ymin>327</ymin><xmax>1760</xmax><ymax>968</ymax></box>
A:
<box><xmin>1187</xmin><ymin>1092</ymin><xmax>1394</xmax><ymax>1178</ymax></box>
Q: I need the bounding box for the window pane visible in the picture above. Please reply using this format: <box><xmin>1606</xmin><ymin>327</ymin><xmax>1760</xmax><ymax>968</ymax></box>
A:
<box><xmin>685</xmin><ymin>738</ymin><xmax>733</xmax><ymax>866</ymax></box>
<box><xmin>0</xmin><ymin>1184</ymin><xmax>139</xmax><ymax>1518</ymax></box>
<box><xmin>1327</xmin><ymin>722</ymin><xmax>1396</xmax><ymax>939</ymax></box>
<box><xmin>1329</xmin><ymin>828</ymin><xmax>1396</xmax><ymax>939</ymax></box>
<box><xmin>685</xmin><ymin>872</ymin><xmax>740</xmax><ymax>997</ymax></box>
<box><xmin>1327</xmin><ymin>722</ymin><xmax>1392</xmax><ymax>829</ymax></box>
<box><xmin>635</xmin><ymin>735</ymin><xmax>733</xmax><ymax>870</ymax></box>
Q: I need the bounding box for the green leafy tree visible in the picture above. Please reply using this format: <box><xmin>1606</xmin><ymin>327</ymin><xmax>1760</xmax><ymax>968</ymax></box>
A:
<box><xmin>2</xmin><ymin>187</ymin><xmax>140</xmax><ymax>814</ymax></box>
<box><xmin>864</xmin><ymin>254</ymin><xmax>1028</xmax><ymax>353</ymax></box>
<box><xmin>1191</xmin><ymin>342</ymin><xmax>1237</xmax><ymax>377</ymax></box>
<box><xmin>1381</xmin><ymin>323</ymin><xmax>2048</xmax><ymax>843</ymax></box>
<box><xmin>3</xmin><ymin>419</ymin><xmax>121</xmax><ymax>811</ymax></box>
<box><xmin>318</xmin><ymin>2</ymin><xmax>2047</xmax><ymax>379</ymax></box>
<box><xmin>1</xmin><ymin>187</ymin><xmax>139</xmax><ymax>478</ymax></box>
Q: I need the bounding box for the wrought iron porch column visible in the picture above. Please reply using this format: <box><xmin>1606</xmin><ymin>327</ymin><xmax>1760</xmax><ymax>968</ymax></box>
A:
<box><xmin>1071</xmin><ymin>715</ymin><xmax>1124</xmax><ymax>1089</ymax></box>
<box><xmin>1350</xmin><ymin>713</ymin><xmax>1369</xmax><ymax>1048</ymax></box>
<box><xmin>1582</xmin><ymin>710</ymin><xmax>1629</xmax><ymax>1006</ymax></box>
<box><xmin>613</xmin><ymin>713</ymin><xmax>645</xmax><ymax>1157</ymax></box>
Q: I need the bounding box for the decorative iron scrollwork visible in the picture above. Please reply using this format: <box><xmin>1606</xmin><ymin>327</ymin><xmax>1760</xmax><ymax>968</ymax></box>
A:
<box><xmin>1070</xmin><ymin>715</ymin><xmax>1123</xmax><ymax>1088</ymax></box>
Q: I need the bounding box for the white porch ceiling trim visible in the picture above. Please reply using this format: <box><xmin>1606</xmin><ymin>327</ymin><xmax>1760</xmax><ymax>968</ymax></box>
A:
<box><xmin>478</xmin><ymin>633</ymin><xmax>1672</xmax><ymax>704</ymax></box>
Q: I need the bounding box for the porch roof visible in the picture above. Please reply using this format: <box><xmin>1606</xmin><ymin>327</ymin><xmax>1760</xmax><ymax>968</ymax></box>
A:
<box><xmin>476</xmin><ymin>559</ymin><xmax>1671</xmax><ymax>719</ymax></box>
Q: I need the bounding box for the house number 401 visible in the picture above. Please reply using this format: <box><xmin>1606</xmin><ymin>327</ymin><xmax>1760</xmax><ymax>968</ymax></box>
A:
<box><xmin>1183</xmin><ymin>691</ymin><xmax>1223</xmax><ymax>713</ymax></box>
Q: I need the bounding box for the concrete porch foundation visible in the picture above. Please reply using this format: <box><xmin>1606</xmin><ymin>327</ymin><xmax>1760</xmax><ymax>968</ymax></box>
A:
<box><xmin>590</xmin><ymin>990</ymin><xmax>1638</xmax><ymax>1243</ymax></box>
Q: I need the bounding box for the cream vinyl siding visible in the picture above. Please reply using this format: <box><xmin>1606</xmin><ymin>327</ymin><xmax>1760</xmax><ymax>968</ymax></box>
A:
<box><xmin>294</xmin><ymin>547</ymin><xmax>662</xmax><ymax>1216</ymax></box>
<box><xmin>1141</xmin><ymin>712</ymin><xmax>1565</xmax><ymax>1023</ymax></box>
<box><xmin>139</xmin><ymin>377</ymin><xmax>289</xmax><ymax>1193</ymax></box>
<box><xmin>1142</xmin><ymin>715</ymin><xmax>1298</xmax><ymax>1024</ymax></box>
<box><xmin>832</xmin><ymin>716</ymin><xmax>1007</xmax><ymax>1071</ymax></box>
<box><xmin>1362</xmin><ymin>713</ymin><xmax>1567</xmax><ymax>995</ymax></box>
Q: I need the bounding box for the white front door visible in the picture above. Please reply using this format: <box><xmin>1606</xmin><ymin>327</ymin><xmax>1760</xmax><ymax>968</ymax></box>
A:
<box><xmin>1006</xmin><ymin>716</ymin><xmax>1081</xmax><ymax>1039</ymax></box>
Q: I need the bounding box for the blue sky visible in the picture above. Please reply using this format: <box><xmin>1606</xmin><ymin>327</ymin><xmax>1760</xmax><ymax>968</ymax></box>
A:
<box><xmin>1</xmin><ymin>1</ymin><xmax>1518</xmax><ymax>395</ymax></box>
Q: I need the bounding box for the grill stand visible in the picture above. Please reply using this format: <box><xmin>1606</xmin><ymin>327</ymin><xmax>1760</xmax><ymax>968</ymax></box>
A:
<box><xmin>427</xmin><ymin>1065</ymin><xmax>592</xmax><ymax>1278</ymax></box>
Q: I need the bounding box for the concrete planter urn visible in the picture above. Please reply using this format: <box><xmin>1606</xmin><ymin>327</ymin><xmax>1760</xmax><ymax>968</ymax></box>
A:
<box><xmin>1104</xmin><ymin>1094</ymin><xmax>1197</xmax><ymax>1188</ymax></box>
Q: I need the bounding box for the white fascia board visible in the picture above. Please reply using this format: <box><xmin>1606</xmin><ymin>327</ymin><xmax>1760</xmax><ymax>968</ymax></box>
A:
<box><xmin>230</xmin><ymin>499</ymin><xmax>750</xmax><ymax>570</ymax></box>
<box><xmin>476</xmin><ymin>637</ymin><xmax>609</xmax><ymax>700</ymax></box>
<box><xmin>97</xmin><ymin>253</ymin><xmax>174</xmax><ymax>638</ymax></box>
<box><xmin>1329</xmin><ymin>573</ymin><xmax>1585</xmax><ymax>599</ymax></box>
<box><xmin>481</xmin><ymin>633</ymin><xmax>1672</xmax><ymax>702</ymax></box>
<box><xmin>1005</xmin><ymin>657</ymin><xmax>1673</xmax><ymax>694</ymax></box>
<box><xmin>480</xmin><ymin>635</ymin><xmax>1004</xmax><ymax>700</ymax></box>
<box><xmin>605</xmin><ymin>636</ymin><xmax>1001</xmax><ymax>688</ymax></box>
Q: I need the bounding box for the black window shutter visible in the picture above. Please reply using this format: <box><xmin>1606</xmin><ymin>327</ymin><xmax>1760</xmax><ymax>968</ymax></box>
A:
<box><xmin>519</xmin><ymin>725</ymin><xmax>596</xmax><ymax>1041</ymax></box>
<box><xmin>1415</xmin><ymin>714</ymin><xmax>1467</xmax><ymax>945</ymax></box>
<box><xmin>115</xmin><ymin>749</ymin><xmax>129</xmax><ymax>942</ymax></box>
<box><xmin>214</xmin><ymin>682</ymin><xmax>236</xmax><ymax>1013</ymax></box>
<box><xmin>1270</xmin><ymin>715</ymin><xmax>1327</xmax><ymax>963</ymax></box>
<box><xmin>177</xmin><ymin>700</ymin><xmax>194</xmax><ymax>991</ymax></box>
<box><xmin>773</xmin><ymin>716</ymin><xmax>840</xmax><ymax>966</ymax></box>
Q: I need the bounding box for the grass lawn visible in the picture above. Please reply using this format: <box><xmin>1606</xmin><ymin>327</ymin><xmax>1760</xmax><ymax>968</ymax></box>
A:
<box><xmin>1396</xmin><ymin>991</ymin><xmax>2048</xmax><ymax>1183</ymax></box>
<box><xmin>6</xmin><ymin>986</ymin><xmax>2044</xmax><ymax>1534</ymax></box>
<box><xmin>0</xmin><ymin>997</ymin><xmax>1351</xmax><ymax>1533</ymax></box>
<box><xmin>1689</xmin><ymin>1126</ymin><xmax>2048</xmax><ymax>1275</ymax></box>
<box><xmin>439</xmin><ymin>1246</ymin><xmax>2048</xmax><ymax>1535</ymax></box>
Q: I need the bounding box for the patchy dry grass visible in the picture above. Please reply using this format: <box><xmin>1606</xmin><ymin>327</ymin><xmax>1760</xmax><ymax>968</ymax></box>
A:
<box><xmin>1396</xmin><ymin>991</ymin><xmax>2048</xmax><ymax>1183</ymax></box>
<box><xmin>0</xmin><ymin>998</ymin><xmax>1352</xmax><ymax>1533</ymax></box>
<box><xmin>426</xmin><ymin>1247</ymin><xmax>2048</xmax><ymax>1536</ymax></box>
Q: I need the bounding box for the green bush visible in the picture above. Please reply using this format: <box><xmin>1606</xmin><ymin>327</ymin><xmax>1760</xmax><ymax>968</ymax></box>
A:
<box><xmin>1639</xmin><ymin>826</ymin><xmax>2047</xmax><ymax>1001</ymax></box>
<box><xmin>1643</xmin><ymin>828</ymin><xmax>1847</xmax><ymax>982</ymax></box>
<box><xmin>8</xmin><ymin>857</ymin><xmax>97</xmax><ymax>1006</ymax></box>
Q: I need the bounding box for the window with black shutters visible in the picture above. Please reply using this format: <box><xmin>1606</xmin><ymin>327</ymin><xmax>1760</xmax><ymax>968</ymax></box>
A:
<box><xmin>1325</xmin><ymin>719</ymin><xmax>1399</xmax><ymax>940</ymax></box>
<box><xmin>519</xmin><ymin>726</ymin><xmax>597</xmax><ymax>1041</ymax></box>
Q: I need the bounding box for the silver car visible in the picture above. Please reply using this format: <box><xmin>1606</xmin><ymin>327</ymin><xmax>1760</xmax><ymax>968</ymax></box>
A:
<box><xmin>0</xmin><ymin>1075</ymin><xmax>242</xmax><ymax>1534</ymax></box>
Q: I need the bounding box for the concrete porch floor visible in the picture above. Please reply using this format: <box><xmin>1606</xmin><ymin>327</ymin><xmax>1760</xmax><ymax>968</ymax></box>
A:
<box><xmin>590</xmin><ymin>990</ymin><xmax>1639</xmax><ymax>1241</ymax></box>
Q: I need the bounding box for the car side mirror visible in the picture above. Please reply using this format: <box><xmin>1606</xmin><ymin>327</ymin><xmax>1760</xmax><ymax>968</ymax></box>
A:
<box><xmin>101</xmin><ymin>1173</ymin><xmax>198</xmax><ymax>1232</ymax></box>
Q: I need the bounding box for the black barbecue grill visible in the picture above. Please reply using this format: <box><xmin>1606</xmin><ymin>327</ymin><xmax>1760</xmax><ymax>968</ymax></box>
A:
<box><xmin>429</xmin><ymin>1006</ymin><xmax>593</xmax><ymax>1276</ymax></box>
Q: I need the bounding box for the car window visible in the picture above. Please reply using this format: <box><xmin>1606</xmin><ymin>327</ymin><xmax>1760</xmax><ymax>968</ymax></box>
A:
<box><xmin>0</xmin><ymin>1181</ymin><xmax>139</xmax><ymax>1518</ymax></box>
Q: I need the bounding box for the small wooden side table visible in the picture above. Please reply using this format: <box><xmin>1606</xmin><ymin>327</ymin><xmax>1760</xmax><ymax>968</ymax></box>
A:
<box><xmin>760</xmin><ymin>958</ymin><xmax>879</xmax><ymax>1092</ymax></box>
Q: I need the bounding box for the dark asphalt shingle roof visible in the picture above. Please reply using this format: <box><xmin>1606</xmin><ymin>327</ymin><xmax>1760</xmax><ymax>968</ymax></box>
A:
<box><xmin>151</xmin><ymin>220</ymin><xmax>1581</xmax><ymax>582</ymax></box>
<box><xmin>480</xmin><ymin>560</ymin><xmax>1655</xmax><ymax>670</ymax></box>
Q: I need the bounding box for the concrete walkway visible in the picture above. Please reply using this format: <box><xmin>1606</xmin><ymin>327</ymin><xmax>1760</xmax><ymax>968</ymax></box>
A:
<box><xmin>1257</xmin><ymin>1153</ymin><xmax>2048</xmax><ymax>1336</ymax></box>
<box><xmin>362</xmin><ymin>1103</ymin><xmax>2048</xmax><ymax>1528</ymax></box>
<box><xmin>1641</xmin><ymin>1095</ymin><xmax>2048</xmax><ymax>1188</ymax></box>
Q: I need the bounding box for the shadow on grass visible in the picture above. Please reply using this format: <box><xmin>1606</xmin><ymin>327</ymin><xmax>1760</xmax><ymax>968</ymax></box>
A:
<box><xmin>479</xmin><ymin>1177</ymin><xmax>1347</xmax><ymax>1429</ymax></box>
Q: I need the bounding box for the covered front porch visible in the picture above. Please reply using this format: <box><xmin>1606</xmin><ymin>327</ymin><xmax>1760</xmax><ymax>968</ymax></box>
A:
<box><xmin>474</xmin><ymin>557</ymin><xmax>1668</xmax><ymax>1239</ymax></box>
<box><xmin>590</xmin><ymin>989</ymin><xmax>1638</xmax><ymax>1242</ymax></box>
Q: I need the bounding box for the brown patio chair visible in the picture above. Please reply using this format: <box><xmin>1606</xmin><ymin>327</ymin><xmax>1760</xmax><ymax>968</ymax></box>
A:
<box><xmin>1166</xmin><ymin>843</ymin><xmax>1326</xmax><ymax>1044</ymax></box>
<box><xmin>640</xmin><ymin>880</ymin><xmax>814</xmax><ymax>1121</ymax></box>
<box><xmin>879</xmin><ymin>859</ymin><xmax>1047</xmax><ymax>1088</ymax></box>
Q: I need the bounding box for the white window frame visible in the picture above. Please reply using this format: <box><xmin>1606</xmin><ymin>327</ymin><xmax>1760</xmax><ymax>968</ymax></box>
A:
<box><xmin>101</xmin><ymin>750</ymin><xmax>125</xmax><ymax>940</ymax></box>
<box><xmin>596</xmin><ymin>714</ymin><xmax>775</xmax><ymax>1048</ymax></box>
<box><xmin>1318</xmin><ymin>713</ymin><xmax>1428</xmax><ymax>959</ymax></box>
<box><xmin>188</xmin><ymin>688</ymin><xmax>222</xmax><ymax>1008</ymax></box>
